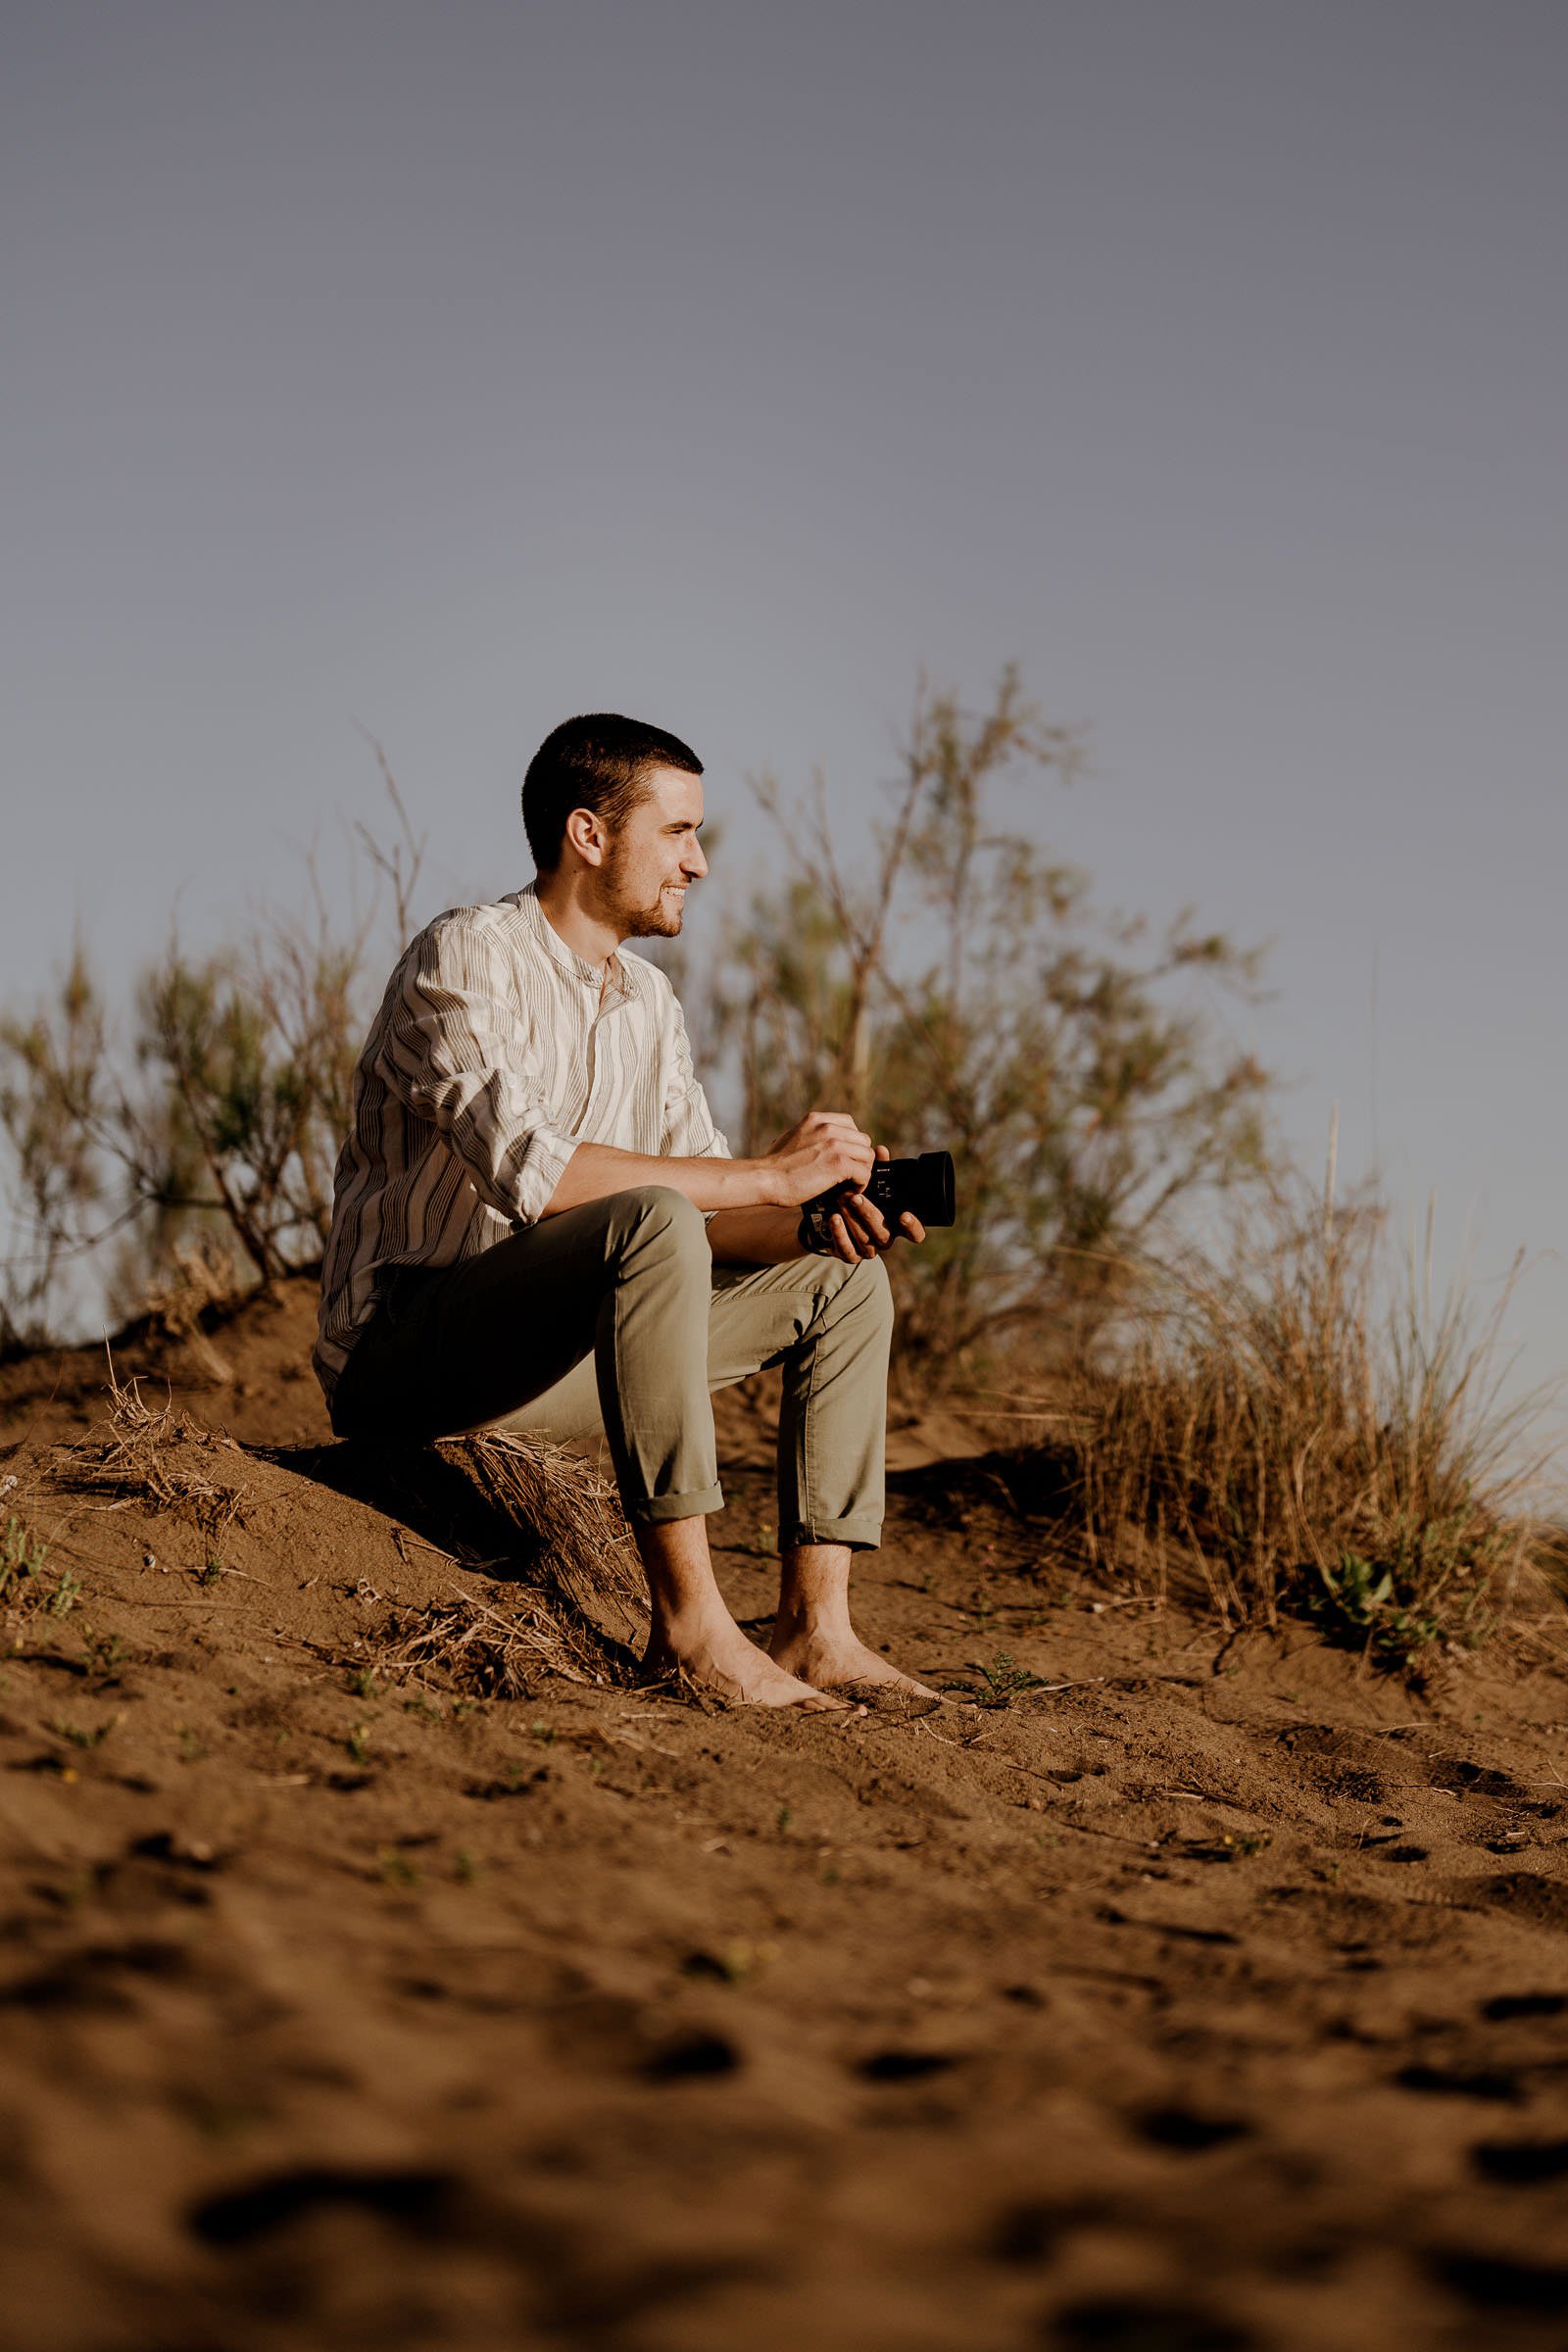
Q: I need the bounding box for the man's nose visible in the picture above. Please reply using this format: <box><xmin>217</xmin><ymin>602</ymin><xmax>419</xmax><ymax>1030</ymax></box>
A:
<box><xmin>684</xmin><ymin>840</ymin><xmax>708</xmax><ymax>878</ymax></box>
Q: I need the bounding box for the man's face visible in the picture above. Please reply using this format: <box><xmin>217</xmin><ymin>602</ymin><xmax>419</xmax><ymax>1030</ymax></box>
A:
<box><xmin>597</xmin><ymin>765</ymin><xmax>709</xmax><ymax>940</ymax></box>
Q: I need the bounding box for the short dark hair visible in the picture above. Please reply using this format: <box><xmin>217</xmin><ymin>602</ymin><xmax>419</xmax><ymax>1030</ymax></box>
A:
<box><xmin>521</xmin><ymin>712</ymin><xmax>704</xmax><ymax>873</ymax></box>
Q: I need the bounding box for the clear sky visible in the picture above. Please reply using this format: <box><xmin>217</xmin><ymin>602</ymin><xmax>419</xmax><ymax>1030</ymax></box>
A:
<box><xmin>4</xmin><ymin>1</ymin><xmax>1565</xmax><ymax>1411</ymax></box>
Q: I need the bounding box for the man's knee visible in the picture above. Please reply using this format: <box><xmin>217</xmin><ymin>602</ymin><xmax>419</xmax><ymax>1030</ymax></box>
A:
<box><xmin>856</xmin><ymin>1251</ymin><xmax>896</xmax><ymax>1328</ymax></box>
<box><xmin>824</xmin><ymin>1250</ymin><xmax>896</xmax><ymax>1335</ymax></box>
<box><xmin>609</xmin><ymin>1184</ymin><xmax>710</xmax><ymax>1264</ymax></box>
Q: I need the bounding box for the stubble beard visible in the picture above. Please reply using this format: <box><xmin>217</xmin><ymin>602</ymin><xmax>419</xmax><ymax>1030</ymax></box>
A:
<box><xmin>625</xmin><ymin>902</ymin><xmax>683</xmax><ymax>939</ymax></box>
<box><xmin>603</xmin><ymin>854</ymin><xmax>686</xmax><ymax>940</ymax></box>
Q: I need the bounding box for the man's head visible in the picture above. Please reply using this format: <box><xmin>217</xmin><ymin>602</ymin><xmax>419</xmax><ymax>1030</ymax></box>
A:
<box><xmin>523</xmin><ymin>713</ymin><xmax>704</xmax><ymax>872</ymax></box>
<box><xmin>522</xmin><ymin>712</ymin><xmax>708</xmax><ymax>940</ymax></box>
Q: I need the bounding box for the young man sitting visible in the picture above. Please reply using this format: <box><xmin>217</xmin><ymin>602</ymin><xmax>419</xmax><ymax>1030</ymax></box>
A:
<box><xmin>315</xmin><ymin>713</ymin><xmax>930</xmax><ymax>1709</ymax></box>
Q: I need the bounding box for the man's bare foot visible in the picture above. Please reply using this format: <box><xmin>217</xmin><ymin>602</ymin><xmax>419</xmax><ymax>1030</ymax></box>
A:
<box><xmin>643</xmin><ymin>1613</ymin><xmax>847</xmax><ymax>1710</ymax></box>
<box><xmin>767</xmin><ymin>1627</ymin><xmax>939</xmax><ymax>1699</ymax></box>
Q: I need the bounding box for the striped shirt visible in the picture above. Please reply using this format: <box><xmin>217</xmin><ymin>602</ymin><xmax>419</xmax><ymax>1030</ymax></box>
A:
<box><xmin>313</xmin><ymin>883</ymin><xmax>730</xmax><ymax>1400</ymax></box>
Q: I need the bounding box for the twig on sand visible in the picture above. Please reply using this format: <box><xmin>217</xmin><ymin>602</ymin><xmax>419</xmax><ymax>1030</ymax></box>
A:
<box><xmin>391</xmin><ymin>1527</ymin><xmax>460</xmax><ymax>1569</ymax></box>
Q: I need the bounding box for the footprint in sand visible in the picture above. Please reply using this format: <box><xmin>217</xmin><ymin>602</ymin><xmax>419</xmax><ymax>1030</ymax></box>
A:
<box><xmin>1136</xmin><ymin>2106</ymin><xmax>1251</xmax><ymax>2154</ymax></box>
<box><xmin>1470</xmin><ymin>2136</ymin><xmax>1568</xmax><ymax>2184</ymax></box>
<box><xmin>1429</xmin><ymin>2250</ymin><xmax>1568</xmax><ymax>2318</ymax></box>
<box><xmin>1396</xmin><ymin>2062</ymin><xmax>1522</xmax><ymax>2103</ymax></box>
<box><xmin>641</xmin><ymin>2028</ymin><xmax>741</xmax><ymax>2081</ymax></box>
<box><xmin>1047</xmin><ymin>2294</ymin><xmax>1256</xmax><ymax>2349</ymax></box>
<box><xmin>1481</xmin><ymin>1991</ymin><xmax>1565</xmax><ymax>2022</ymax></box>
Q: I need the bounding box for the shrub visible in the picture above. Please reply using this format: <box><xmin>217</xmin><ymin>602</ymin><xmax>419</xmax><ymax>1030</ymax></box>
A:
<box><xmin>0</xmin><ymin>946</ymin><xmax>106</xmax><ymax>1350</ymax></box>
<box><xmin>1062</xmin><ymin>1182</ymin><xmax>1548</xmax><ymax>1664</ymax></box>
<box><xmin>0</xmin><ymin>762</ymin><xmax>423</xmax><ymax>1336</ymax></box>
<box><xmin>706</xmin><ymin>669</ymin><xmax>1271</xmax><ymax>1374</ymax></box>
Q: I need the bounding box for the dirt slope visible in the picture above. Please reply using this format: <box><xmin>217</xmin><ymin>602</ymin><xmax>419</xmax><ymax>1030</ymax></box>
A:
<box><xmin>2</xmin><ymin>1284</ymin><xmax>1567</xmax><ymax>2351</ymax></box>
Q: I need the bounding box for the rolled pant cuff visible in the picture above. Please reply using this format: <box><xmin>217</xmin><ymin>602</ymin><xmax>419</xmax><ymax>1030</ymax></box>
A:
<box><xmin>630</xmin><ymin>1485</ymin><xmax>725</xmax><ymax>1526</ymax></box>
<box><xmin>779</xmin><ymin>1516</ymin><xmax>883</xmax><ymax>1553</ymax></box>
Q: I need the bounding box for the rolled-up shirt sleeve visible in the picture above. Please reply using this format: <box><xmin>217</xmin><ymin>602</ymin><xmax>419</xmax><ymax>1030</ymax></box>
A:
<box><xmin>378</xmin><ymin>916</ymin><xmax>578</xmax><ymax>1225</ymax></box>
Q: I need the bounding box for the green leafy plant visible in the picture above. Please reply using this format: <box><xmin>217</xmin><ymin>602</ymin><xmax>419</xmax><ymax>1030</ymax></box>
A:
<box><xmin>81</xmin><ymin>1630</ymin><xmax>124</xmax><ymax>1679</ymax></box>
<box><xmin>2</xmin><ymin>1516</ymin><xmax>82</xmax><ymax>1620</ymax></box>
<box><xmin>1307</xmin><ymin>1551</ymin><xmax>1444</xmax><ymax>1664</ymax></box>
<box><xmin>969</xmin><ymin>1649</ymin><xmax>1050</xmax><ymax>1709</ymax></box>
<box><xmin>1</xmin><ymin>1514</ymin><xmax>48</xmax><ymax>1600</ymax></box>
<box><xmin>47</xmin><ymin>1712</ymin><xmax>121</xmax><ymax>1751</ymax></box>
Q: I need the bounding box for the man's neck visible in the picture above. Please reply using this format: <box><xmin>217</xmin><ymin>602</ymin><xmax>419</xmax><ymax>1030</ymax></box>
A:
<box><xmin>533</xmin><ymin>869</ymin><xmax>623</xmax><ymax>970</ymax></box>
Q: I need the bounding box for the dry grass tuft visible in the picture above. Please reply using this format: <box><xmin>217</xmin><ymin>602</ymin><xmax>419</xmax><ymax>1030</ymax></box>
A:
<box><xmin>360</xmin><ymin>1432</ymin><xmax>648</xmax><ymax>1698</ymax></box>
<box><xmin>1055</xmin><ymin>1190</ymin><xmax>1557</xmax><ymax>1666</ymax></box>
<box><xmin>434</xmin><ymin>1430</ymin><xmax>649</xmax><ymax>1653</ymax></box>
<box><xmin>369</xmin><ymin>1584</ymin><xmax>621</xmax><ymax>1697</ymax></box>
<box><xmin>58</xmin><ymin>1365</ymin><xmax>250</xmax><ymax>1538</ymax></box>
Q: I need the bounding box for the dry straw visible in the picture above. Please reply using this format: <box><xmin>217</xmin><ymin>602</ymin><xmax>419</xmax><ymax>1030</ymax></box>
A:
<box><xmin>1057</xmin><ymin>1181</ymin><xmax>1557</xmax><ymax>1664</ymax></box>
<box><xmin>368</xmin><ymin>1431</ymin><xmax>650</xmax><ymax>1696</ymax></box>
<box><xmin>67</xmin><ymin>1374</ymin><xmax>647</xmax><ymax>1696</ymax></box>
<box><xmin>60</xmin><ymin>1362</ymin><xmax>251</xmax><ymax>1538</ymax></box>
<box><xmin>368</xmin><ymin>1585</ymin><xmax>613</xmax><ymax>1696</ymax></box>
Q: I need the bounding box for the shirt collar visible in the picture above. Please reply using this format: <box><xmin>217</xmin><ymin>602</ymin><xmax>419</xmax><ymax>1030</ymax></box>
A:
<box><xmin>513</xmin><ymin>882</ymin><xmax>631</xmax><ymax>1000</ymax></box>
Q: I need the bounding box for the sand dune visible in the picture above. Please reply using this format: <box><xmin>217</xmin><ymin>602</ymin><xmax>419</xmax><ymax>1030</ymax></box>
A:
<box><xmin>2</xmin><ymin>1284</ymin><xmax>1566</xmax><ymax>2350</ymax></box>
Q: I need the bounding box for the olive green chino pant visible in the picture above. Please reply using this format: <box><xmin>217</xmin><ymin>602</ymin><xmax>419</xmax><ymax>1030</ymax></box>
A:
<box><xmin>330</xmin><ymin>1185</ymin><xmax>892</xmax><ymax>1549</ymax></box>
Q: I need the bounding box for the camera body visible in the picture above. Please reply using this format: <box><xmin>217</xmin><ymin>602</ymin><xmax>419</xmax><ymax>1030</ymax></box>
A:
<box><xmin>797</xmin><ymin>1150</ymin><xmax>956</xmax><ymax>1255</ymax></box>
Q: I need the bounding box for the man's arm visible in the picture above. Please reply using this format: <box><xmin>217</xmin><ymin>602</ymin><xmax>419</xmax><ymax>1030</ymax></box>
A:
<box><xmin>380</xmin><ymin>917</ymin><xmax>582</xmax><ymax>1225</ymax></box>
<box><xmin>540</xmin><ymin>1112</ymin><xmax>876</xmax><ymax>1222</ymax></box>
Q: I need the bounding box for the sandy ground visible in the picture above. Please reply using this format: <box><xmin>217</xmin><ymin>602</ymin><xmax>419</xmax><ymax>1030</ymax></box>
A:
<box><xmin>2</xmin><ymin>1283</ymin><xmax>1567</xmax><ymax>2352</ymax></box>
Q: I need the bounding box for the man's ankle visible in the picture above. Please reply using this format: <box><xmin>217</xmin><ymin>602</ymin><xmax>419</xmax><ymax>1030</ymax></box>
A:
<box><xmin>772</xmin><ymin>1600</ymin><xmax>855</xmax><ymax>1644</ymax></box>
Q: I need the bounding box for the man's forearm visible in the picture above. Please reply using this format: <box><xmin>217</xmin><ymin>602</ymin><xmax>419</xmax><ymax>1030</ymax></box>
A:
<box><xmin>541</xmin><ymin>1140</ymin><xmax>785</xmax><ymax>1219</ymax></box>
<box><xmin>706</xmin><ymin>1205</ymin><xmax>808</xmax><ymax>1266</ymax></box>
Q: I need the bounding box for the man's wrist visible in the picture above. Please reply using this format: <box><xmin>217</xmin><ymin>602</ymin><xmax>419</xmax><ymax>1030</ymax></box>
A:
<box><xmin>734</xmin><ymin>1155</ymin><xmax>787</xmax><ymax>1210</ymax></box>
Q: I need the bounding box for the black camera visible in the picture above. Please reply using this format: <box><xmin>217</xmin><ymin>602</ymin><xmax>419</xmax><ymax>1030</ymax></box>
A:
<box><xmin>798</xmin><ymin>1150</ymin><xmax>956</xmax><ymax>1255</ymax></box>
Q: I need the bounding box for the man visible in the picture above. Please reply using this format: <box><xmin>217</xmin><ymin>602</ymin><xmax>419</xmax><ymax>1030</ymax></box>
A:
<box><xmin>315</xmin><ymin>712</ymin><xmax>930</xmax><ymax>1710</ymax></box>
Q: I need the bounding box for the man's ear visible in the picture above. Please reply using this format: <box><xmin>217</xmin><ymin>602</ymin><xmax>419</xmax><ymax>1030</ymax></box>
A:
<box><xmin>563</xmin><ymin>807</ymin><xmax>610</xmax><ymax>867</ymax></box>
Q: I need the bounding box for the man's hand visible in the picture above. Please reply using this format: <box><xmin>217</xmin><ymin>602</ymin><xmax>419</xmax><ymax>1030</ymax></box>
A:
<box><xmin>821</xmin><ymin>1145</ymin><xmax>927</xmax><ymax>1266</ymax></box>
<box><xmin>764</xmin><ymin>1110</ymin><xmax>876</xmax><ymax>1204</ymax></box>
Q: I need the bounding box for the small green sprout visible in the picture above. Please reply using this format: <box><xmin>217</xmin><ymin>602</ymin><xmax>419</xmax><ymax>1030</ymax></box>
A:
<box><xmin>971</xmin><ymin>1650</ymin><xmax>1048</xmax><ymax>1709</ymax></box>
<box><xmin>82</xmin><ymin>1630</ymin><xmax>124</xmax><ymax>1679</ymax></box>
<box><xmin>47</xmin><ymin>1712</ymin><xmax>122</xmax><ymax>1751</ymax></box>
